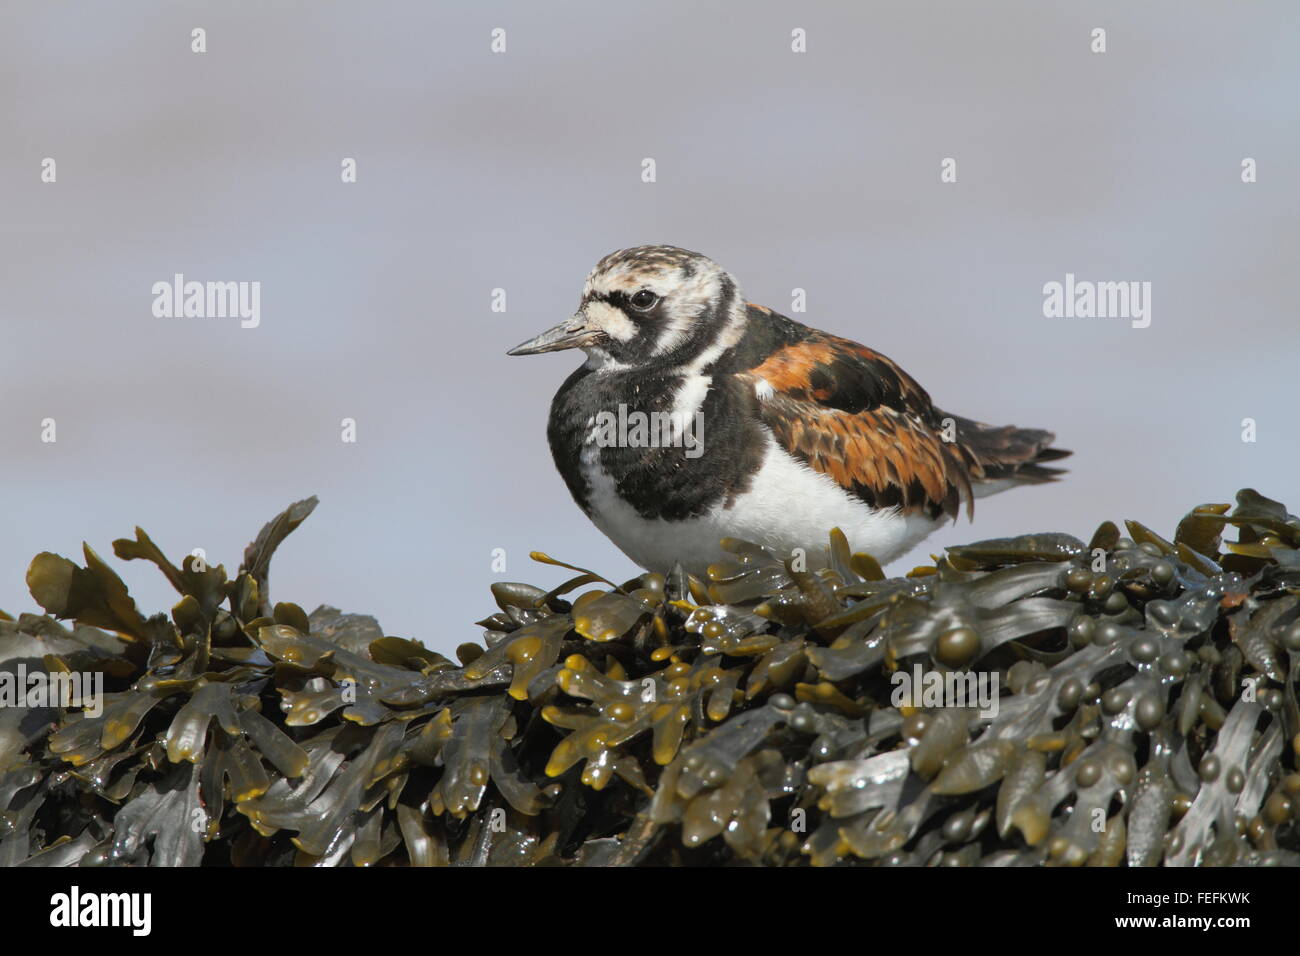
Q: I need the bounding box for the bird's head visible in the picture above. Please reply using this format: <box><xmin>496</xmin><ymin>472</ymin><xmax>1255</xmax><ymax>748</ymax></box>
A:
<box><xmin>507</xmin><ymin>245</ymin><xmax>747</xmax><ymax>371</ymax></box>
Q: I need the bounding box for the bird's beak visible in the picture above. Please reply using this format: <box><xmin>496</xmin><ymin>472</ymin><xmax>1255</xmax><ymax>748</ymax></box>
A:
<box><xmin>507</xmin><ymin>313</ymin><xmax>601</xmax><ymax>356</ymax></box>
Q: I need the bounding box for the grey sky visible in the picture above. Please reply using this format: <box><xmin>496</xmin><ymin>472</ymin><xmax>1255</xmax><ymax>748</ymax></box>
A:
<box><xmin>3</xmin><ymin>2</ymin><xmax>1297</xmax><ymax>653</ymax></box>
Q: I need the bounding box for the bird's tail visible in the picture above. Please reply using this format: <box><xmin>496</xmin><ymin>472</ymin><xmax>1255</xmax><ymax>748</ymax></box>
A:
<box><xmin>943</xmin><ymin>413</ymin><xmax>1070</xmax><ymax>498</ymax></box>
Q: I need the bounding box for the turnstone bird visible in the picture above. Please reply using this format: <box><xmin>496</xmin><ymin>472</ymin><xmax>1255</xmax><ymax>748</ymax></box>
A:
<box><xmin>508</xmin><ymin>245</ymin><xmax>1068</xmax><ymax>576</ymax></box>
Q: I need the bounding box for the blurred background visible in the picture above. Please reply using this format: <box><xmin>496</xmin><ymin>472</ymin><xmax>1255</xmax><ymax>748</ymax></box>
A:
<box><xmin>3</xmin><ymin>2</ymin><xmax>1297</xmax><ymax>654</ymax></box>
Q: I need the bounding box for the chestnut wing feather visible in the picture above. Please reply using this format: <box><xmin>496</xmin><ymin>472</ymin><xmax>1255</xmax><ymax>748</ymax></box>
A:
<box><xmin>738</xmin><ymin>332</ymin><xmax>973</xmax><ymax>521</ymax></box>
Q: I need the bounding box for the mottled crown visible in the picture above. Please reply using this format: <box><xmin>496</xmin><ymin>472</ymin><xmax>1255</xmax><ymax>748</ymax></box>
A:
<box><xmin>579</xmin><ymin>245</ymin><xmax>747</xmax><ymax>369</ymax></box>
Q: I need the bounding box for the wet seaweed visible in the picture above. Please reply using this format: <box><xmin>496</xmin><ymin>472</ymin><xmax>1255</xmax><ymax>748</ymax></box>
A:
<box><xmin>2</xmin><ymin>490</ymin><xmax>1299</xmax><ymax>866</ymax></box>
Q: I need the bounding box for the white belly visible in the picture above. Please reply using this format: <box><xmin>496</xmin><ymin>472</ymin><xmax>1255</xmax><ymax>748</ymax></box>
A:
<box><xmin>581</xmin><ymin>435</ymin><xmax>946</xmax><ymax>576</ymax></box>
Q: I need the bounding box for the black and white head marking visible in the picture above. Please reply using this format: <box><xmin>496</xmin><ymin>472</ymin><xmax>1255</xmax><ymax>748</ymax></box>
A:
<box><xmin>576</xmin><ymin>245</ymin><xmax>748</xmax><ymax>373</ymax></box>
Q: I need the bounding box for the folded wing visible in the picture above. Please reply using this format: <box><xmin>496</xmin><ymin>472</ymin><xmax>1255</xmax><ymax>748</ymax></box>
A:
<box><xmin>736</xmin><ymin>326</ymin><xmax>1068</xmax><ymax>522</ymax></box>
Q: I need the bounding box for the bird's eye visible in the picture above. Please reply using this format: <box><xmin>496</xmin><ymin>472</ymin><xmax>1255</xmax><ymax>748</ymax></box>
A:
<box><xmin>630</xmin><ymin>289</ymin><xmax>659</xmax><ymax>311</ymax></box>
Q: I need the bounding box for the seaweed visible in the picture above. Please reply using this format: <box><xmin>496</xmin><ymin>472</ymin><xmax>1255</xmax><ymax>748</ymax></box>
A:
<box><xmin>2</xmin><ymin>490</ymin><xmax>1299</xmax><ymax>866</ymax></box>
